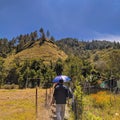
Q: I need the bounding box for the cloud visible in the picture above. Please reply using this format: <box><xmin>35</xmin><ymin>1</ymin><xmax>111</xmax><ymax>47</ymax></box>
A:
<box><xmin>94</xmin><ymin>32</ymin><xmax>120</xmax><ymax>42</ymax></box>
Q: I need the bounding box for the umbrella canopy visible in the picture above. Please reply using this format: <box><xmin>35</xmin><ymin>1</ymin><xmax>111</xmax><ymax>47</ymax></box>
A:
<box><xmin>52</xmin><ymin>75</ymin><xmax>71</xmax><ymax>83</ymax></box>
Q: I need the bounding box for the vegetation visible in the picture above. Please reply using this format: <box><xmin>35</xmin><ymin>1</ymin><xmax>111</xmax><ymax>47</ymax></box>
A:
<box><xmin>82</xmin><ymin>91</ymin><xmax>120</xmax><ymax>120</ymax></box>
<box><xmin>0</xmin><ymin>28</ymin><xmax>120</xmax><ymax>119</ymax></box>
<box><xmin>0</xmin><ymin>89</ymin><xmax>34</xmax><ymax>120</ymax></box>
<box><xmin>0</xmin><ymin>89</ymin><xmax>51</xmax><ymax>120</ymax></box>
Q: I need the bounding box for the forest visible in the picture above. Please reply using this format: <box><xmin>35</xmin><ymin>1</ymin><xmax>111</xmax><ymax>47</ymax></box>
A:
<box><xmin>0</xmin><ymin>28</ymin><xmax>120</xmax><ymax>88</ymax></box>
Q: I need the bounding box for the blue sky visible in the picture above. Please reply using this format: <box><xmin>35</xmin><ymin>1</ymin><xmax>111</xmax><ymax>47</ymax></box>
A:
<box><xmin>0</xmin><ymin>0</ymin><xmax>120</xmax><ymax>42</ymax></box>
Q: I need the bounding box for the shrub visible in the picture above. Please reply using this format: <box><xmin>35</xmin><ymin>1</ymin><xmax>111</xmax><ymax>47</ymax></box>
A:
<box><xmin>1</xmin><ymin>84</ymin><xmax>19</xmax><ymax>89</ymax></box>
<box><xmin>84</xmin><ymin>111</ymin><xmax>102</xmax><ymax>120</ymax></box>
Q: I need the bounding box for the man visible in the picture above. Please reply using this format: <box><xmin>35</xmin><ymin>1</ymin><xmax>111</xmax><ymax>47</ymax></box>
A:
<box><xmin>52</xmin><ymin>79</ymin><xmax>69</xmax><ymax>120</ymax></box>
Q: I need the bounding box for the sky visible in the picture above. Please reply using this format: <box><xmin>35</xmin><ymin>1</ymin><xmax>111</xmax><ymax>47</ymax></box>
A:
<box><xmin>0</xmin><ymin>0</ymin><xmax>120</xmax><ymax>42</ymax></box>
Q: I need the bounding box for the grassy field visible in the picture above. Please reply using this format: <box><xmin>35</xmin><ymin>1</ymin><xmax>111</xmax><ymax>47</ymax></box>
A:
<box><xmin>1</xmin><ymin>88</ymin><xmax>120</xmax><ymax>120</ymax></box>
<box><xmin>82</xmin><ymin>91</ymin><xmax>120</xmax><ymax>120</ymax></box>
<box><xmin>0</xmin><ymin>88</ymin><xmax>51</xmax><ymax>120</ymax></box>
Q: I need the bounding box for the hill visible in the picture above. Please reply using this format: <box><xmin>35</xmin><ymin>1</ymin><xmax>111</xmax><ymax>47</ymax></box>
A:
<box><xmin>4</xmin><ymin>40</ymin><xmax>68</xmax><ymax>66</ymax></box>
<box><xmin>56</xmin><ymin>38</ymin><xmax>120</xmax><ymax>78</ymax></box>
<box><xmin>89</xmin><ymin>48</ymin><xmax>120</xmax><ymax>72</ymax></box>
<box><xmin>56</xmin><ymin>38</ymin><xmax>120</xmax><ymax>58</ymax></box>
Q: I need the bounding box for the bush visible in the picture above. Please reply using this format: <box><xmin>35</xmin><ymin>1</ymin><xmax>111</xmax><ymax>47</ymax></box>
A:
<box><xmin>1</xmin><ymin>84</ymin><xmax>19</xmax><ymax>89</ymax></box>
<box><xmin>84</xmin><ymin>111</ymin><xmax>102</xmax><ymax>120</ymax></box>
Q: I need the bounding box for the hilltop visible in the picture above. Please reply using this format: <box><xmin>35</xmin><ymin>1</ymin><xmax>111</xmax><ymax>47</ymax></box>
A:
<box><xmin>4</xmin><ymin>39</ymin><xmax>68</xmax><ymax>66</ymax></box>
<box><xmin>15</xmin><ymin>40</ymin><xmax>67</xmax><ymax>61</ymax></box>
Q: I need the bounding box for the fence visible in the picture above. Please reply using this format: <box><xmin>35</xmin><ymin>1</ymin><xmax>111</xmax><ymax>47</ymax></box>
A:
<box><xmin>0</xmin><ymin>79</ymin><xmax>120</xmax><ymax>120</ymax></box>
<box><xmin>0</xmin><ymin>87</ymin><xmax>57</xmax><ymax>120</ymax></box>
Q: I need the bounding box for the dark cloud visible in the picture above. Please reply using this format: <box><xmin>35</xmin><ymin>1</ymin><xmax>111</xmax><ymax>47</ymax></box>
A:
<box><xmin>0</xmin><ymin>0</ymin><xmax>120</xmax><ymax>40</ymax></box>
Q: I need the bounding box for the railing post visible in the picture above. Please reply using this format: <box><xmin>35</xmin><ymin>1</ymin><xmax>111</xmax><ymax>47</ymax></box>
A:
<box><xmin>36</xmin><ymin>86</ymin><xmax>38</xmax><ymax>119</ymax></box>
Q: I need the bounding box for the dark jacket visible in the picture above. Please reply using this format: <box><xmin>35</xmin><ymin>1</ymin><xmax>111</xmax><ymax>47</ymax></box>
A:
<box><xmin>53</xmin><ymin>84</ymin><xmax>68</xmax><ymax>104</ymax></box>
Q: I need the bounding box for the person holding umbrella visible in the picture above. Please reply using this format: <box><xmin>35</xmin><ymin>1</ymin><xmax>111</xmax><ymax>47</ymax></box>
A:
<box><xmin>50</xmin><ymin>79</ymin><xmax>69</xmax><ymax>120</ymax></box>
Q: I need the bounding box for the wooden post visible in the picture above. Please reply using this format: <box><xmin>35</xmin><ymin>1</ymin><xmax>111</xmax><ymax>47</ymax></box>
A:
<box><xmin>36</xmin><ymin>86</ymin><xmax>38</xmax><ymax>119</ymax></box>
<box><xmin>45</xmin><ymin>87</ymin><xmax>48</xmax><ymax>106</ymax></box>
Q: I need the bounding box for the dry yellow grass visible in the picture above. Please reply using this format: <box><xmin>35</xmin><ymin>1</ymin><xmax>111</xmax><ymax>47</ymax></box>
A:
<box><xmin>4</xmin><ymin>41</ymin><xmax>68</xmax><ymax>66</ymax></box>
<box><xmin>0</xmin><ymin>88</ymin><xmax>52</xmax><ymax>120</ymax></box>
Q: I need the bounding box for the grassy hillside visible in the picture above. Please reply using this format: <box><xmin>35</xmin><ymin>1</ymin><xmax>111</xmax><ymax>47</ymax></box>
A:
<box><xmin>89</xmin><ymin>48</ymin><xmax>120</xmax><ymax>64</ymax></box>
<box><xmin>4</xmin><ymin>40</ymin><xmax>68</xmax><ymax>66</ymax></box>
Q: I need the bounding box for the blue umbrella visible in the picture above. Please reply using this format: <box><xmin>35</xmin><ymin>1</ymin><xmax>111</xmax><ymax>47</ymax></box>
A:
<box><xmin>52</xmin><ymin>75</ymin><xmax>71</xmax><ymax>83</ymax></box>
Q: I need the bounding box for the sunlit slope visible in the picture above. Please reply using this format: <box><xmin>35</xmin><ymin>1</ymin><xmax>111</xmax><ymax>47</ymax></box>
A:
<box><xmin>88</xmin><ymin>49</ymin><xmax>120</xmax><ymax>68</ymax></box>
<box><xmin>17</xmin><ymin>41</ymin><xmax>67</xmax><ymax>60</ymax></box>
<box><xmin>4</xmin><ymin>40</ymin><xmax>68</xmax><ymax>66</ymax></box>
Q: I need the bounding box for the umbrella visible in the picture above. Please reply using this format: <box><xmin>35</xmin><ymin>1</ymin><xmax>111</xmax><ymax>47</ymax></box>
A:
<box><xmin>52</xmin><ymin>75</ymin><xmax>71</xmax><ymax>83</ymax></box>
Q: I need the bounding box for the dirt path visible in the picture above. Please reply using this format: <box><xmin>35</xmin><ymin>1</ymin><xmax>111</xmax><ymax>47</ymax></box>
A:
<box><xmin>36</xmin><ymin>88</ymin><xmax>70</xmax><ymax>120</ymax></box>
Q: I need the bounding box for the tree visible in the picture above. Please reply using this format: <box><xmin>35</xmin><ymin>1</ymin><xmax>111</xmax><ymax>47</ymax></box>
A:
<box><xmin>41</xmin><ymin>64</ymin><xmax>47</xmax><ymax>83</ymax></box>
<box><xmin>54</xmin><ymin>59</ymin><xmax>63</xmax><ymax>75</ymax></box>
<box><xmin>81</xmin><ymin>60</ymin><xmax>92</xmax><ymax>78</ymax></box>
<box><xmin>6</xmin><ymin>68</ymin><xmax>19</xmax><ymax>84</ymax></box>
<box><xmin>16</xmin><ymin>34</ymin><xmax>25</xmax><ymax>52</ymax></box>
<box><xmin>30</xmin><ymin>60</ymin><xmax>40</xmax><ymax>71</ymax></box>
<box><xmin>50</xmin><ymin>36</ymin><xmax>55</xmax><ymax>42</ymax></box>
<box><xmin>39</xmin><ymin>28</ymin><xmax>45</xmax><ymax>40</ymax></box>
<box><xmin>108</xmin><ymin>50</ymin><xmax>120</xmax><ymax>78</ymax></box>
<box><xmin>8</xmin><ymin>38</ymin><xmax>16</xmax><ymax>52</ymax></box>
<box><xmin>0</xmin><ymin>38</ymin><xmax>9</xmax><ymax>57</ymax></box>
<box><xmin>30</xmin><ymin>31</ymin><xmax>38</xmax><ymax>41</ymax></box>
<box><xmin>93</xmin><ymin>54</ymin><xmax>99</xmax><ymax>62</ymax></box>
<box><xmin>0</xmin><ymin>58</ymin><xmax>5</xmax><ymax>87</ymax></box>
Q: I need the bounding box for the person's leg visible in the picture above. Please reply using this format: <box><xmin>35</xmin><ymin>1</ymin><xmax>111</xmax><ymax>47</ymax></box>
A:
<box><xmin>60</xmin><ymin>104</ymin><xmax>65</xmax><ymax>120</ymax></box>
<box><xmin>56</xmin><ymin>104</ymin><xmax>62</xmax><ymax>120</ymax></box>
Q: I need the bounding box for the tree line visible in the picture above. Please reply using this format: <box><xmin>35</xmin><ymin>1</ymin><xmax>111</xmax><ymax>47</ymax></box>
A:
<box><xmin>0</xmin><ymin>28</ymin><xmax>55</xmax><ymax>57</ymax></box>
<box><xmin>0</xmin><ymin>50</ymin><xmax>120</xmax><ymax>89</ymax></box>
<box><xmin>1</xmin><ymin>29</ymin><xmax>120</xmax><ymax>58</ymax></box>
<box><xmin>0</xmin><ymin>28</ymin><xmax>120</xmax><ymax>89</ymax></box>
<box><xmin>56</xmin><ymin>38</ymin><xmax>120</xmax><ymax>58</ymax></box>
<box><xmin>0</xmin><ymin>56</ymin><xmax>91</xmax><ymax>88</ymax></box>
